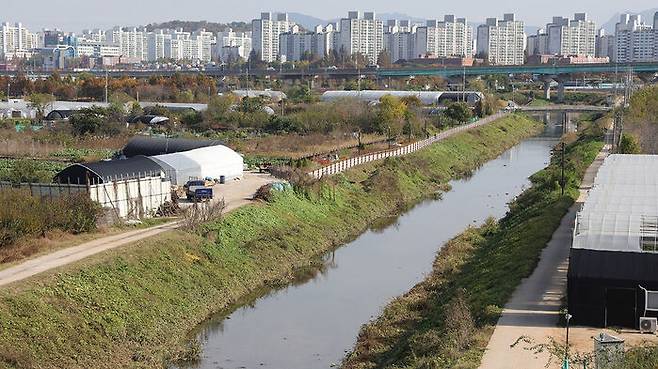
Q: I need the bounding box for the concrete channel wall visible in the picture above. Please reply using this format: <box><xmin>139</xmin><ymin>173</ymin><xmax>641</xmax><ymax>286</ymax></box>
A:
<box><xmin>310</xmin><ymin>112</ymin><xmax>508</xmax><ymax>179</ymax></box>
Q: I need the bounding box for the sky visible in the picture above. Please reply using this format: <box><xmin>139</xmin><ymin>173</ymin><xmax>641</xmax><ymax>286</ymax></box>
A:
<box><xmin>3</xmin><ymin>0</ymin><xmax>658</xmax><ymax>32</ymax></box>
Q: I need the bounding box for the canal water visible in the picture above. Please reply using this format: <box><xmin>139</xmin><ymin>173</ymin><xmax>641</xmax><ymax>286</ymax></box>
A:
<box><xmin>179</xmin><ymin>114</ymin><xmax>571</xmax><ymax>369</ymax></box>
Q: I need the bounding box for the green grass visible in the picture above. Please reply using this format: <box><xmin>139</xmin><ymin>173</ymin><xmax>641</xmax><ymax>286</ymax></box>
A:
<box><xmin>528</xmin><ymin>98</ymin><xmax>551</xmax><ymax>107</ymax></box>
<box><xmin>343</xmin><ymin>120</ymin><xmax>605</xmax><ymax>369</ymax></box>
<box><xmin>0</xmin><ymin>114</ymin><xmax>542</xmax><ymax>369</ymax></box>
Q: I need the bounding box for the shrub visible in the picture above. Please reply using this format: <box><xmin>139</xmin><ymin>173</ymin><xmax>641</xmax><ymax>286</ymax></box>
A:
<box><xmin>0</xmin><ymin>189</ymin><xmax>102</xmax><ymax>248</ymax></box>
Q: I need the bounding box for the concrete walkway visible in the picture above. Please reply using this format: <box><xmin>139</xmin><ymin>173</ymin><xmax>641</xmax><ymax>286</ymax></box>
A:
<box><xmin>478</xmin><ymin>141</ymin><xmax>610</xmax><ymax>369</ymax></box>
<box><xmin>0</xmin><ymin>172</ymin><xmax>275</xmax><ymax>287</ymax></box>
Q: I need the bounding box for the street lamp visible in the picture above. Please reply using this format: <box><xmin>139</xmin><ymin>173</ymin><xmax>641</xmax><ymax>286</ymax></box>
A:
<box><xmin>563</xmin><ymin>312</ymin><xmax>573</xmax><ymax>369</ymax></box>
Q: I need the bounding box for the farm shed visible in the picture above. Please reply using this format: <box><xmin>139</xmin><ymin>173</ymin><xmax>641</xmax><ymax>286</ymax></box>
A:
<box><xmin>149</xmin><ymin>146</ymin><xmax>243</xmax><ymax>186</ymax></box>
<box><xmin>53</xmin><ymin>156</ymin><xmax>164</xmax><ymax>184</ymax></box>
<box><xmin>122</xmin><ymin>136</ymin><xmax>224</xmax><ymax>158</ymax></box>
<box><xmin>568</xmin><ymin>155</ymin><xmax>658</xmax><ymax>328</ymax></box>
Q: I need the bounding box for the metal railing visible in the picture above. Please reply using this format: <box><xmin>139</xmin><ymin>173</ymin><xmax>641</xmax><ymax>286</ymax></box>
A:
<box><xmin>309</xmin><ymin>112</ymin><xmax>508</xmax><ymax>179</ymax></box>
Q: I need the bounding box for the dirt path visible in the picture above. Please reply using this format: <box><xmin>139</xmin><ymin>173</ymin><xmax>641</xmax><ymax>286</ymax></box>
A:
<box><xmin>0</xmin><ymin>172</ymin><xmax>275</xmax><ymax>287</ymax></box>
<box><xmin>478</xmin><ymin>141</ymin><xmax>611</xmax><ymax>369</ymax></box>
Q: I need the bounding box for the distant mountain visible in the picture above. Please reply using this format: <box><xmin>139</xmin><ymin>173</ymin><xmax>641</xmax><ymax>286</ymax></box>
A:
<box><xmin>288</xmin><ymin>13</ymin><xmax>328</xmax><ymax>30</ymax></box>
<box><xmin>601</xmin><ymin>8</ymin><xmax>658</xmax><ymax>33</ymax></box>
<box><xmin>377</xmin><ymin>12</ymin><xmax>426</xmax><ymax>24</ymax></box>
<box><xmin>143</xmin><ymin>20</ymin><xmax>250</xmax><ymax>33</ymax></box>
<box><xmin>287</xmin><ymin>12</ymin><xmax>427</xmax><ymax>29</ymax></box>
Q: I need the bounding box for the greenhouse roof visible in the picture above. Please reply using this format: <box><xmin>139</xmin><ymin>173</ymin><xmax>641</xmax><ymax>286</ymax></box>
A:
<box><xmin>573</xmin><ymin>155</ymin><xmax>658</xmax><ymax>253</ymax></box>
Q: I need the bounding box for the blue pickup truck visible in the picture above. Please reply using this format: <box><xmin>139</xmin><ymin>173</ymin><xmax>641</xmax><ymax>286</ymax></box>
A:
<box><xmin>184</xmin><ymin>180</ymin><xmax>214</xmax><ymax>201</ymax></box>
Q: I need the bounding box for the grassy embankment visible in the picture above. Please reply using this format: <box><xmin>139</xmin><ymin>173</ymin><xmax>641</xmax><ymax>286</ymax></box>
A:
<box><xmin>0</xmin><ymin>114</ymin><xmax>541</xmax><ymax>369</ymax></box>
<box><xmin>343</xmin><ymin>118</ymin><xmax>605</xmax><ymax>369</ymax></box>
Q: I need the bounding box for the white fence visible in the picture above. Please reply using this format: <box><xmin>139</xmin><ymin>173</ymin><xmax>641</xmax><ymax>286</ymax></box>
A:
<box><xmin>310</xmin><ymin>112</ymin><xmax>508</xmax><ymax>179</ymax></box>
<box><xmin>0</xmin><ymin>176</ymin><xmax>171</xmax><ymax>219</ymax></box>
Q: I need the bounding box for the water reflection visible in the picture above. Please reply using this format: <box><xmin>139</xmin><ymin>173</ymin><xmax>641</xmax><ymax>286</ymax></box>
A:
<box><xmin>176</xmin><ymin>119</ymin><xmax>567</xmax><ymax>369</ymax></box>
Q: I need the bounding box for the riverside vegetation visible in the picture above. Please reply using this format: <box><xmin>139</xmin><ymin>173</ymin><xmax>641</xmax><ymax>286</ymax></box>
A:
<box><xmin>0</xmin><ymin>114</ymin><xmax>541</xmax><ymax>369</ymax></box>
<box><xmin>343</xmin><ymin>117</ymin><xmax>605</xmax><ymax>369</ymax></box>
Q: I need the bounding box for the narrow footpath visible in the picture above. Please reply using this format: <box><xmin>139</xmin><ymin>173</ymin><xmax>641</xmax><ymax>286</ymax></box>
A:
<box><xmin>0</xmin><ymin>172</ymin><xmax>275</xmax><ymax>287</ymax></box>
<box><xmin>478</xmin><ymin>139</ymin><xmax>610</xmax><ymax>369</ymax></box>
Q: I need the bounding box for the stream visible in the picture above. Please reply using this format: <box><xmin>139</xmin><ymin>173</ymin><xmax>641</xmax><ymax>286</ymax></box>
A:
<box><xmin>177</xmin><ymin>112</ymin><xmax>574</xmax><ymax>369</ymax></box>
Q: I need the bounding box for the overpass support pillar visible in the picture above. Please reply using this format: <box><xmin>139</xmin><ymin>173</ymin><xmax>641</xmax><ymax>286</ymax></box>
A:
<box><xmin>543</xmin><ymin>80</ymin><xmax>552</xmax><ymax>100</ymax></box>
<box><xmin>557</xmin><ymin>79</ymin><xmax>566</xmax><ymax>103</ymax></box>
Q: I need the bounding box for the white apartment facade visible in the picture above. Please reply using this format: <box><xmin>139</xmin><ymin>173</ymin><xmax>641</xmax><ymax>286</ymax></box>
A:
<box><xmin>147</xmin><ymin>30</ymin><xmax>169</xmax><ymax>61</ymax></box>
<box><xmin>252</xmin><ymin>12</ymin><xmax>295</xmax><ymax>62</ymax></box>
<box><xmin>111</xmin><ymin>27</ymin><xmax>148</xmax><ymax>61</ymax></box>
<box><xmin>526</xmin><ymin>29</ymin><xmax>549</xmax><ymax>55</ymax></box>
<box><xmin>217</xmin><ymin>29</ymin><xmax>252</xmax><ymax>60</ymax></box>
<box><xmin>384</xmin><ymin>30</ymin><xmax>416</xmax><ymax>62</ymax></box>
<box><xmin>546</xmin><ymin>13</ymin><xmax>596</xmax><ymax>56</ymax></box>
<box><xmin>279</xmin><ymin>25</ymin><xmax>335</xmax><ymax>62</ymax></box>
<box><xmin>613</xmin><ymin>13</ymin><xmax>658</xmax><ymax>63</ymax></box>
<box><xmin>476</xmin><ymin>14</ymin><xmax>526</xmax><ymax>65</ymax></box>
<box><xmin>415</xmin><ymin>16</ymin><xmax>473</xmax><ymax>59</ymax></box>
<box><xmin>0</xmin><ymin>22</ymin><xmax>38</xmax><ymax>59</ymax></box>
<box><xmin>337</xmin><ymin>11</ymin><xmax>384</xmax><ymax>65</ymax></box>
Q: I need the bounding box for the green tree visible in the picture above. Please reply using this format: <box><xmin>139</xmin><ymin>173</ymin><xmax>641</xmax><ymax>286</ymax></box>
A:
<box><xmin>467</xmin><ymin>79</ymin><xmax>488</xmax><ymax>94</ymax></box>
<box><xmin>27</xmin><ymin>93</ymin><xmax>55</xmax><ymax>123</ymax></box>
<box><xmin>205</xmin><ymin>95</ymin><xmax>235</xmax><ymax>123</ymax></box>
<box><xmin>69</xmin><ymin>107</ymin><xmax>106</xmax><ymax>136</ymax></box>
<box><xmin>129</xmin><ymin>101</ymin><xmax>143</xmax><ymax>117</ymax></box>
<box><xmin>619</xmin><ymin>133</ymin><xmax>642</xmax><ymax>154</ymax></box>
<box><xmin>287</xmin><ymin>85</ymin><xmax>314</xmax><ymax>103</ymax></box>
<box><xmin>444</xmin><ymin>102</ymin><xmax>473</xmax><ymax>123</ymax></box>
<box><xmin>376</xmin><ymin>95</ymin><xmax>408</xmax><ymax>135</ymax></box>
<box><xmin>474</xmin><ymin>95</ymin><xmax>499</xmax><ymax>118</ymax></box>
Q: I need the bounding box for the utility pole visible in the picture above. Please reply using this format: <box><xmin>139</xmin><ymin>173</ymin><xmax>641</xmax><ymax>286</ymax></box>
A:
<box><xmin>104</xmin><ymin>69</ymin><xmax>109</xmax><ymax>103</ymax></box>
<box><xmin>563</xmin><ymin>313</ymin><xmax>573</xmax><ymax>369</ymax></box>
<box><xmin>560</xmin><ymin>142</ymin><xmax>566</xmax><ymax>196</ymax></box>
<box><xmin>357</xmin><ymin>57</ymin><xmax>361</xmax><ymax>93</ymax></box>
<box><xmin>462</xmin><ymin>66</ymin><xmax>466</xmax><ymax>102</ymax></box>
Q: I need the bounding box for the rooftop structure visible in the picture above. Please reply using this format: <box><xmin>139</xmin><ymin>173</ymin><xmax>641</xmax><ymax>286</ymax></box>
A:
<box><xmin>569</xmin><ymin>154</ymin><xmax>658</xmax><ymax>328</ymax></box>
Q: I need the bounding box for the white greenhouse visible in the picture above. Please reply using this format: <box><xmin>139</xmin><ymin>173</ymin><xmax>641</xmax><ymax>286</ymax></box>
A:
<box><xmin>569</xmin><ymin>154</ymin><xmax>658</xmax><ymax>328</ymax></box>
<box><xmin>149</xmin><ymin>146</ymin><xmax>244</xmax><ymax>186</ymax></box>
<box><xmin>320</xmin><ymin>90</ymin><xmax>484</xmax><ymax>105</ymax></box>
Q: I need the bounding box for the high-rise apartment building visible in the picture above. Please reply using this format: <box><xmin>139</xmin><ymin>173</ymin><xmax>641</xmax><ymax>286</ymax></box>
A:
<box><xmin>415</xmin><ymin>16</ymin><xmax>473</xmax><ymax>59</ymax></box>
<box><xmin>595</xmin><ymin>29</ymin><xmax>615</xmax><ymax>59</ymax></box>
<box><xmin>476</xmin><ymin>14</ymin><xmax>526</xmax><ymax>65</ymax></box>
<box><xmin>0</xmin><ymin>22</ymin><xmax>38</xmax><ymax>59</ymax></box>
<box><xmin>384</xmin><ymin>30</ymin><xmax>416</xmax><ymax>62</ymax></box>
<box><xmin>613</xmin><ymin>13</ymin><xmax>658</xmax><ymax>63</ymax></box>
<box><xmin>252</xmin><ymin>12</ymin><xmax>295</xmax><ymax>62</ymax></box>
<box><xmin>337</xmin><ymin>11</ymin><xmax>384</xmax><ymax>65</ymax></box>
<box><xmin>279</xmin><ymin>25</ymin><xmax>335</xmax><ymax>62</ymax></box>
<box><xmin>545</xmin><ymin>13</ymin><xmax>596</xmax><ymax>56</ymax></box>
<box><xmin>147</xmin><ymin>30</ymin><xmax>169</xmax><ymax>61</ymax></box>
<box><xmin>526</xmin><ymin>29</ymin><xmax>549</xmax><ymax>55</ymax></box>
<box><xmin>111</xmin><ymin>27</ymin><xmax>148</xmax><ymax>61</ymax></box>
<box><xmin>217</xmin><ymin>29</ymin><xmax>252</xmax><ymax>60</ymax></box>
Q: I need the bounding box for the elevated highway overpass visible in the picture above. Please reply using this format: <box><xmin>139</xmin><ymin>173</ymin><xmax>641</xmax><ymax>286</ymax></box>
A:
<box><xmin>516</xmin><ymin>105</ymin><xmax>612</xmax><ymax>113</ymax></box>
<box><xmin>2</xmin><ymin>62</ymin><xmax>657</xmax><ymax>80</ymax></box>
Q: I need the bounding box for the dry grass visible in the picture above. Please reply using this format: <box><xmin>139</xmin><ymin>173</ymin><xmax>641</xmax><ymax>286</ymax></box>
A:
<box><xmin>232</xmin><ymin>132</ymin><xmax>388</xmax><ymax>159</ymax></box>
<box><xmin>0</xmin><ymin>128</ymin><xmax>128</xmax><ymax>160</ymax></box>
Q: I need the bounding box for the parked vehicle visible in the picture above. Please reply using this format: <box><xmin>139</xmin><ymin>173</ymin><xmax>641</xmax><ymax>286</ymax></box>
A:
<box><xmin>192</xmin><ymin>188</ymin><xmax>214</xmax><ymax>201</ymax></box>
<box><xmin>184</xmin><ymin>180</ymin><xmax>213</xmax><ymax>200</ymax></box>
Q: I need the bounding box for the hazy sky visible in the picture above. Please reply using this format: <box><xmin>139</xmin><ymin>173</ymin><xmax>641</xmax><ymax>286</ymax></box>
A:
<box><xmin>3</xmin><ymin>0</ymin><xmax>657</xmax><ymax>32</ymax></box>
